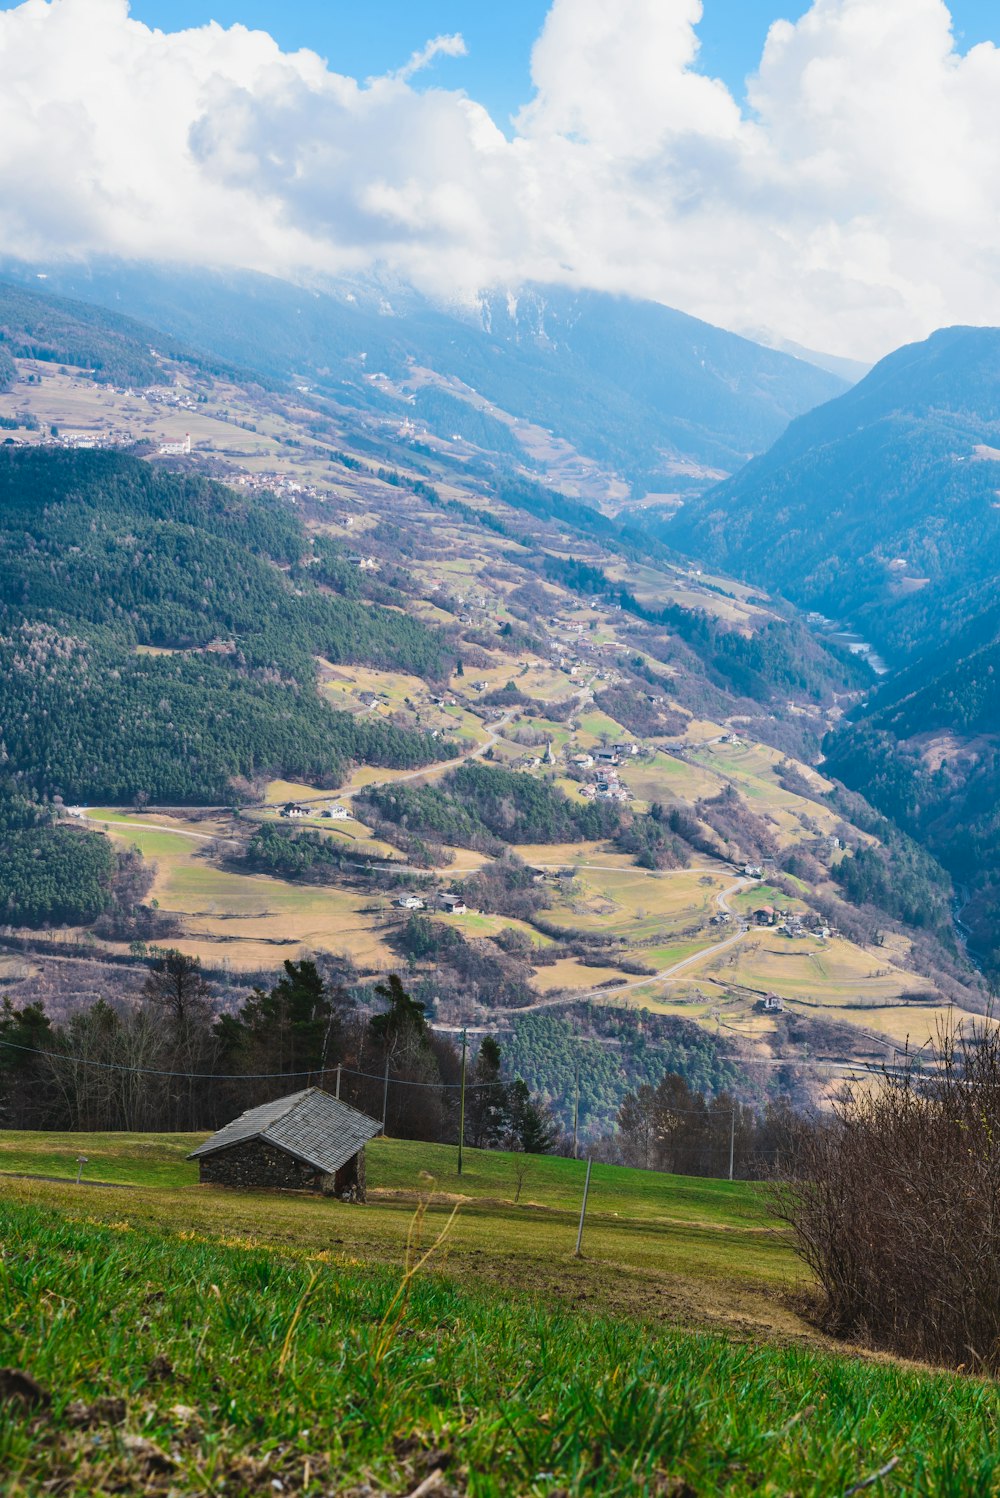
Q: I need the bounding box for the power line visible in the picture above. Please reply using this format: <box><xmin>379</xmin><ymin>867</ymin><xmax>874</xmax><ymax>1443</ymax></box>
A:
<box><xmin>0</xmin><ymin>1038</ymin><xmax>501</xmax><ymax>1091</ymax></box>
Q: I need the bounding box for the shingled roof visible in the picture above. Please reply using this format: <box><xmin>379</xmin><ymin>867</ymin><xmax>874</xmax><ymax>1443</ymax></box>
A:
<box><xmin>188</xmin><ymin>1088</ymin><xmax>381</xmax><ymax>1177</ymax></box>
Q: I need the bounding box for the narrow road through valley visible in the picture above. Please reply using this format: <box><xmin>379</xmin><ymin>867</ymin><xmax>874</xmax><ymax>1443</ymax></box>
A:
<box><xmin>501</xmin><ymin>879</ymin><xmax>750</xmax><ymax>1016</ymax></box>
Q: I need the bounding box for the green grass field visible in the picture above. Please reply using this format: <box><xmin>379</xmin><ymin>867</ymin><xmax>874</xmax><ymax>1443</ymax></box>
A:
<box><xmin>3</xmin><ymin>1134</ymin><xmax>1000</xmax><ymax>1492</ymax></box>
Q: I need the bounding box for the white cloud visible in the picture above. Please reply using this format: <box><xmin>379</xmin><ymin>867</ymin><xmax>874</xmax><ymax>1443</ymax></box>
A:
<box><xmin>392</xmin><ymin>33</ymin><xmax>467</xmax><ymax>84</ymax></box>
<box><xmin>0</xmin><ymin>0</ymin><xmax>998</xmax><ymax>359</ymax></box>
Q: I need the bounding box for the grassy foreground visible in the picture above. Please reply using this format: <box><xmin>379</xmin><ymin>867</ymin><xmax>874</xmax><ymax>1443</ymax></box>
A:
<box><xmin>2</xmin><ymin>1139</ymin><xmax>1000</xmax><ymax>1494</ymax></box>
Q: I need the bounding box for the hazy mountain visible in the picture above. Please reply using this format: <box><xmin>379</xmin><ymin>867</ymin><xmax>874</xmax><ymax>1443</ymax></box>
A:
<box><xmin>664</xmin><ymin>324</ymin><xmax>1000</xmax><ymax>664</ymax></box>
<box><xmin>741</xmin><ymin>328</ymin><xmax>871</xmax><ymax>384</ymax></box>
<box><xmin>0</xmin><ymin>276</ymin><xmax>238</xmax><ymax>389</ymax></box>
<box><xmin>0</xmin><ymin>261</ymin><xmax>845</xmax><ymax>497</ymax></box>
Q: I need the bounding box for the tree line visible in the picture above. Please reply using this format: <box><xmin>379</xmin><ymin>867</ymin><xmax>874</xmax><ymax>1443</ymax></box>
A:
<box><xmin>0</xmin><ymin>956</ymin><xmax>557</xmax><ymax>1153</ymax></box>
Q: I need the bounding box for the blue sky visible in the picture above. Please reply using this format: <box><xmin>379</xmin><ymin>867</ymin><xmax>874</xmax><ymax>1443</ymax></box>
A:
<box><xmin>7</xmin><ymin>2</ymin><xmax>996</xmax><ymax>126</ymax></box>
<box><xmin>127</xmin><ymin>2</ymin><xmax>1000</xmax><ymax>116</ymax></box>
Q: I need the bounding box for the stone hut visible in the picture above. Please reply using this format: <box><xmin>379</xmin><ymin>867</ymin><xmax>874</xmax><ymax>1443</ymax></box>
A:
<box><xmin>188</xmin><ymin>1088</ymin><xmax>381</xmax><ymax>1200</ymax></box>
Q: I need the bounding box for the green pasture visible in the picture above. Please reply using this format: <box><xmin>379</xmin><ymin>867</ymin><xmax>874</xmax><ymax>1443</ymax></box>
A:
<box><xmin>2</xmin><ymin>1138</ymin><xmax>999</xmax><ymax>1493</ymax></box>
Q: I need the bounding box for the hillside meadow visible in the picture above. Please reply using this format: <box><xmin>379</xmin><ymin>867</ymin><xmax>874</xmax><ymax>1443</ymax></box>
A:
<box><xmin>4</xmin><ymin>1136</ymin><xmax>1000</xmax><ymax>1492</ymax></box>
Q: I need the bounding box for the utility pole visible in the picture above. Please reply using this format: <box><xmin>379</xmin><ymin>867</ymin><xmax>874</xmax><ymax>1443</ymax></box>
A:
<box><xmin>573</xmin><ymin>1056</ymin><xmax>580</xmax><ymax>1160</ymax></box>
<box><xmin>335</xmin><ymin>1063</ymin><xmax>342</xmax><ymax>1101</ymax></box>
<box><xmin>728</xmin><ymin>1107</ymin><xmax>736</xmax><ymax>1182</ymax></box>
<box><xmin>458</xmin><ymin>1028</ymin><xmax>467</xmax><ymax>1176</ymax></box>
<box><xmin>574</xmin><ymin>1158</ymin><xmax>593</xmax><ymax>1258</ymax></box>
<box><xmin>381</xmin><ymin>1056</ymin><xmax>390</xmax><ymax>1136</ymax></box>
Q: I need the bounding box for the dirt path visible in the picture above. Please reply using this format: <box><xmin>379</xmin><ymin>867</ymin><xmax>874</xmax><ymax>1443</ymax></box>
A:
<box><xmin>69</xmin><ymin>812</ymin><xmax>242</xmax><ymax>848</ymax></box>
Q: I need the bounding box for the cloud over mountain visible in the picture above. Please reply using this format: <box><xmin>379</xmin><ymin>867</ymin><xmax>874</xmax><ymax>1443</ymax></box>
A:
<box><xmin>1</xmin><ymin>0</ymin><xmax>998</xmax><ymax>359</ymax></box>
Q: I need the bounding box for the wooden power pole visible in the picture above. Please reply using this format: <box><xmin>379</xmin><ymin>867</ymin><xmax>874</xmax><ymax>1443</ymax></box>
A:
<box><xmin>574</xmin><ymin>1158</ymin><xmax>593</xmax><ymax>1258</ymax></box>
<box><xmin>458</xmin><ymin>1028</ymin><xmax>468</xmax><ymax>1176</ymax></box>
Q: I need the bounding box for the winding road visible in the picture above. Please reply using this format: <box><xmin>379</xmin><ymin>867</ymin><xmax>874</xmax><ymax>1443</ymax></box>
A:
<box><xmin>500</xmin><ymin>875</ymin><xmax>752</xmax><ymax>1016</ymax></box>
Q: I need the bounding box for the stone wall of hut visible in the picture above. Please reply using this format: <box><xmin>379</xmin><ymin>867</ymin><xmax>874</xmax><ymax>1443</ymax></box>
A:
<box><xmin>198</xmin><ymin>1138</ymin><xmax>367</xmax><ymax>1198</ymax></box>
<box><xmin>198</xmin><ymin>1139</ymin><xmax>318</xmax><ymax>1190</ymax></box>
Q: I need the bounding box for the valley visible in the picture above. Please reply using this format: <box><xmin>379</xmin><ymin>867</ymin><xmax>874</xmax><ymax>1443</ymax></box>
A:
<box><xmin>0</xmin><ymin>276</ymin><xmax>982</xmax><ymax>1135</ymax></box>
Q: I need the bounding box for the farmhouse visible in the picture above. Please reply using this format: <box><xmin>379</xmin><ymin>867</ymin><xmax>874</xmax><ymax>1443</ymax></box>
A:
<box><xmin>397</xmin><ymin>894</ymin><xmax>425</xmax><ymax>910</ymax></box>
<box><xmin>320</xmin><ymin>804</ymin><xmax>350</xmax><ymax>821</ymax></box>
<box><xmin>758</xmin><ymin>995</ymin><xmax>785</xmax><ymax>1014</ymax></box>
<box><xmin>282</xmin><ymin>802</ymin><xmax>308</xmax><ymax>819</ymax></box>
<box><xmin>439</xmin><ymin>892</ymin><xmax>468</xmax><ymax>914</ymax></box>
<box><xmin>188</xmin><ymin>1088</ymin><xmax>380</xmax><ymax>1199</ymax></box>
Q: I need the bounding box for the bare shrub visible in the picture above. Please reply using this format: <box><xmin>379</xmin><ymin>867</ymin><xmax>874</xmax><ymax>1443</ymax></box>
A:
<box><xmin>775</xmin><ymin>1024</ymin><xmax>1000</xmax><ymax>1370</ymax></box>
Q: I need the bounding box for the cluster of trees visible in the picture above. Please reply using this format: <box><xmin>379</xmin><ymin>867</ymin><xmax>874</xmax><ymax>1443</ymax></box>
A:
<box><xmin>0</xmin><ymin>789</ymin><xmax>118</xmax><ymax>927</ymax></box>
<box><xmin>398</xmin><ymin>916</ymin><xmax>537</xmax><ymax>1010</ymax></box>
<box><xmin>455</xmin><ymin>856</ymin><xmax>551</xmax><ymax>921</ymax></box>
<box><xmin>832</xmin><ymin>841</ymin><xmax>953</xmax><ymax>936</ymax></box>
<box><xmin>477</xmin><ymin>683</ymin><xmax>572</xmax><ymax>721</ymax></box>
<box><xmin>0</xmin><ymin>824</ymin><xmax>116</xmax><ymax>928</ymax></box>
<box><xmin>0</xmin><ymin>450</ymin><xmax>452</xmax><ymax>804</ymax></box>
<box><xmin>0</xmin><ymin>956</ymin><xmax>557</xmax><ymax>1152</ymax></box>
<box><xmin>612</xmin><ymin>1072</ymin><xmax>800</xmax><ymax>1179</ymax></box>
<box><xmin>593</xmin><ymin>684</ymin><xmax>687</xmax><ymax>739</ymax></box>
<box><xmin>0</xmin><ymin>624</ymin><xmax>446</xmax><ymax>806</ymax></box>
<box><xmin>614</xmin><ymin>802</ymin><xmax>695</xmax><ymax>871</ymax></box>
<box><xmin>777</xmin><ymin>1025</ymin><xmax>1000</xmax><ymax>1371</ymax></box>
<box><xmin>694</xmin><ymin>785</ymin><xmax>779</xmax><ymax>864</ymax></box>
<box><xmin>362</xmin><ymin>761</ymin><xmax>621</xmax><ymax>854</ymax></box>
<box><xmin>499</xmin><ymin>1008</ymin><xmax>746</xmax><ymax>1141</ymax></box>
<box><xmin>240</xmin><ymin>823</ymin><xmax>368</xmax><ymax>883</ymax></box>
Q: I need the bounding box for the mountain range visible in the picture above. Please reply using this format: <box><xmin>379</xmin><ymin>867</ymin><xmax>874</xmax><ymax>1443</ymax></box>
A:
<box><xmin>1</xmin><ymin>261</ymin><xmax>846</xmax><ymax>502</ymax></box>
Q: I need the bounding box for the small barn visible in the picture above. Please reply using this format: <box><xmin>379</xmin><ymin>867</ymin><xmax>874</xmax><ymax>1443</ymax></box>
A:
<box><xmin>188</xmin><ymin>1088</ymin><xmax>381</xmax><ymax>1200</ymax></box>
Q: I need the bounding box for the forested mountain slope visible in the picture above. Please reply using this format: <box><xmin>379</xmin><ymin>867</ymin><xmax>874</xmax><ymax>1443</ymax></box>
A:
<box><xmin>662</xmin><ymin>321</ymin><xmax>1000</xmax><ymax>971</ymax></box>
<box><xmin>825</xmin><ymin>630</ymin><xmax>1000</xmax><ymax>970</ymax></box>
<box><xmin>1</xmin><ymin>261</ymin><xmax>845</xmax><ymax>496</ymax></box>
<box><xmin>0</xmin><ymin>277</ymin><xmax>237</xmax><ymax>388</ymax></box>
<box><xmin>0</xmin><ymin>448</ymin><xmax>450</xmax><ymax>804</ymax></box>
<box><xmin>664</xmin><ymin>324</ymin><xmax>1000</xmax><ymax>663</ymax></box>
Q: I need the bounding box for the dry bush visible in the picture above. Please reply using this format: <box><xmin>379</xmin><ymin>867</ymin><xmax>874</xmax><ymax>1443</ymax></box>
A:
<box><xmin>775</xmin><ymin>1024</ymin><xmax>1000</xmax><ymax>1370</ymax></box>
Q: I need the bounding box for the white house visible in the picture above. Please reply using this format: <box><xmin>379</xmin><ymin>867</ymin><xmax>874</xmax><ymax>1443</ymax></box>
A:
<box><xmin>397</xmin><ymin>895</ymin><xmax>426</xmax><ymax>911</ymax></box>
